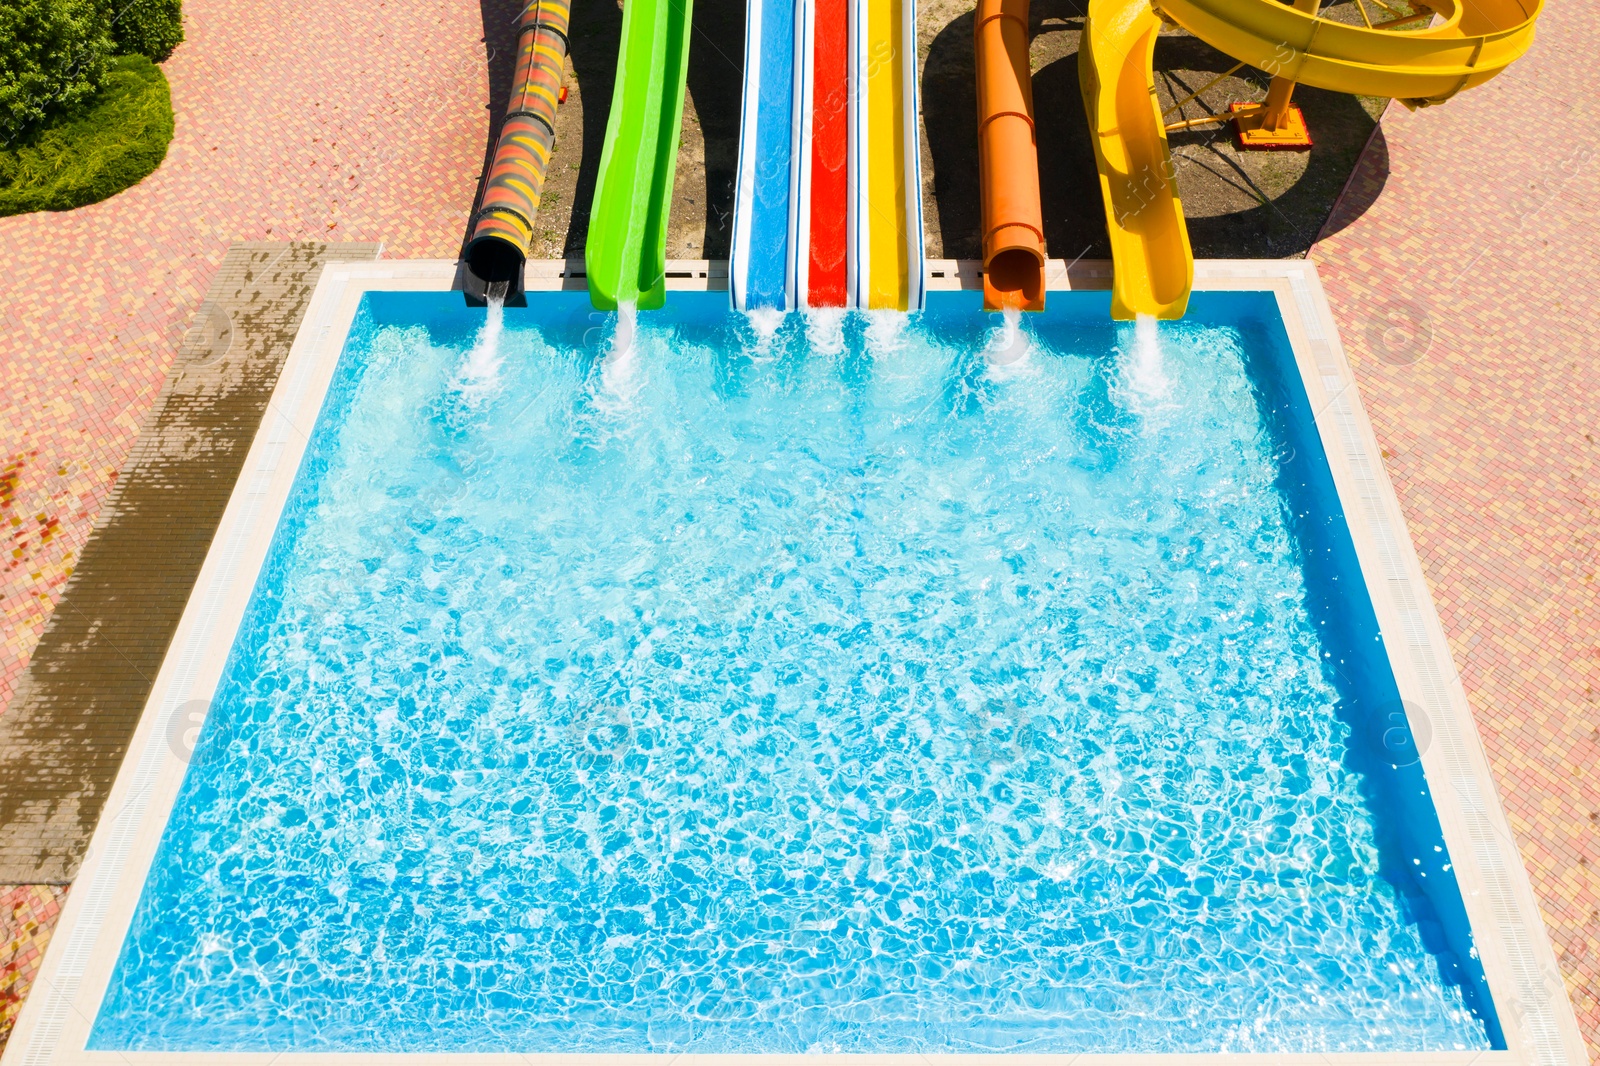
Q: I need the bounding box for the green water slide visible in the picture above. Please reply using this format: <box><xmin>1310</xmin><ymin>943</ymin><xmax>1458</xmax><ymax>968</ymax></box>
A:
<box><xmin>585</xmin><ymin>0</ymin><xmax>694</xmax><ymax>310</ymax></box>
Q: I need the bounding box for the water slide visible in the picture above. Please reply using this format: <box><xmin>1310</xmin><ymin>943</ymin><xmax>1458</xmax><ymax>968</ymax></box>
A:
<box><xmin>975</xmin><ymin>0</ymin><xmax>1045</xmax><ymax>311</ymax></box>
<box><xmin>728</xmin><ymin>0</ymin><xmax>798</xmax><ymax>309</ymax></box>
<box><xmin>804</xmin><ymin>0</ymin><xmax>854</xmax><ymax>306</ymax></box>
<box><xmin>586</xmin><ymin>0</ymin><xmax>694</xmax><ymax>310</ymax></box>
<box><xmin>463</xmin><ymin>0</ymin><xmax>573</xmax><ymax>302</ymax></box>
<box><xmin>1080</xmin><ymin>0</ymin><xmax>1542</xmax><ymax>320</ymax></box>
<box><xmin>1079</xmin><ymin>0</ymin><xmax>1192</xmax><ymax>320</ymax></box>
<box><xmin>729</xmin><ymin>0</ymin><xmax>924</xmax><ymax>310</ymax></box>
<box><xmin>854</xmin><ymin>0</ymin><xmax>925</xmax><ymax>309</ymax></box>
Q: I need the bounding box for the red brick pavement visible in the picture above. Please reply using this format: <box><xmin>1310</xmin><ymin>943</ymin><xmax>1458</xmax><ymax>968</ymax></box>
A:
<box><xmin>0</xmin><ymin>0</ymin><xmax>491</xmax><ymax>711</ymax></box>
<box><xmin>1311</xmin><ymin>0</ymin><xmax>1600</xmax><ymax>1057</ymax></box>
<box><xmin>0</xmin><ymin>886</ymin><xmax>67</xmax><ymax>1051</ymax></box>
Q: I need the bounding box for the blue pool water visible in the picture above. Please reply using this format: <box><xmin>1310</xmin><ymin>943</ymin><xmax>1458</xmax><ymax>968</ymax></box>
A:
<box><xmin>92</xmin><ymin>291</ymin><xmax>1498</xmax><ymax>1053</ymax></box>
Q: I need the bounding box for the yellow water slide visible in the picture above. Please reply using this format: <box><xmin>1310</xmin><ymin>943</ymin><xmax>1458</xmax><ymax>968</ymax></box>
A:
<box><xmin>1079</xmin><ymin>0</ymin><xmax>1542</xmax><ymax>319</ymax></box>
<box><xmin>857</xmin><ymin>0</ymin><xmax>925</xmax><ymax>309</ymax></box>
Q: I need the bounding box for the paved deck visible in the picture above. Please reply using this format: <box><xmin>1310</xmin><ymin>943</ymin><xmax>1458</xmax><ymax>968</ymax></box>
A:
<box><xmin>0</xmin><ymin>0</ymin><xmax>488</xmax><ymax>1046</ymax></box>
<box><xmin>0</xmin><ymin>886</ymin><xmax>66</xmax><ymax>1051</ymax></box>
<box><xmin>1311</xmin><ymin>0</ymin><xmax>1599</xmax><ymax>1052</ymax></box>
<box><xmin>0</xmin><ymin>242</ymin><xmax>379</xmax><ymax>885</ymax></box>
<box><xmin>0</xmin><ymin>0</ymin><xmax>493</xmax><ymax>712</ymax></box>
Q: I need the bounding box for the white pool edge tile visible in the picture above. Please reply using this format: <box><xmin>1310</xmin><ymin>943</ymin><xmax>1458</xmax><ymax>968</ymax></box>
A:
<box><xmin>2</xmin><ymin>258</ymin><xmax>1584</xmax><ymax>1066</ymax></box>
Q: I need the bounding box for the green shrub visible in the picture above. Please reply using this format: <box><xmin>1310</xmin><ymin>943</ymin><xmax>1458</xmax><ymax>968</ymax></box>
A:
<box><xmin>108</xmin><ymin>0</ymin><xmax>184</xmax><ymax>62</ymax></box>
<box><xmin>0</xmin><ymin>0</ymin><xmax>113</xmax><ymax>142</ymax></box>
<box><xmin>0</xmin><ymin>54</ymin><xmax>173</xmax><ymax>215</ymax></box>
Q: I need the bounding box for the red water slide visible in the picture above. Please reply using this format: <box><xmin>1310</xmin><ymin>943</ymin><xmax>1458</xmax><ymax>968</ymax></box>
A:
<box><xmin>808</xmin><ymin>0</ymin><xmax>850</xmax><ymax>306</ymax></box>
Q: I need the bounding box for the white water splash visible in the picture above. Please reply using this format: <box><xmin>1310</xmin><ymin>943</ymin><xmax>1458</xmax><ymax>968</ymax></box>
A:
<box><xmin>453</xmin><ymin>293</ymin><xmax>505</xmax><ymax>402</ymax></box>
<box><xmin>1122</xmin><ymin>313</ymin><xmax>1173</xmax><ymax>411</ymax></box>
<box><xmin>804</xmin><ymin>306</ymin><xmax>847</xmax><ymax>357</ymax></box>
<box><xmin>986</xmin><ymin>306</ymin><xmax>1032</xmax><ymax>379</ymax></box>
<box><xmin>863</xmin><ymin>309</ymin><xmax>908</xmax><ymax>353</ymax></box>
<box><xmin>746</xmin><ymin>307</ymin><xmax>785</xmax><ymax>356</ymax></box>
<box><xmin>596</xmin><ymin>300</ymin><xmax>640</xmax><ymax>412</ymax></box>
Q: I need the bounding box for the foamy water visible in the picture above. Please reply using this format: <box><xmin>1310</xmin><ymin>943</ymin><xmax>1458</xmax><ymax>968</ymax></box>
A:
<box><xmin>745</xmin><ymin>307</ymin><xmax>786</xmax><ymax>356</ymax></box>
<box><xmin>803</xmin><ymin>305</ymin><xmax>846</xmax><ymax>356</ymax></box>
<box><xmin>451</xmin><ymin>295</ymin><xmax>504</xmax><ymax>402</ymax></box>
<box><xmin>986</xmin><ymin>306</ymin><xmax>1032</xmax><ymax>379</ymax></box>
<box><xmin>595</xmin><ymin>300</ymin><xmax>640</xmax><ymax>412</ymax></box>
<box><xmin>1120</xmin><ymin>313</ymin><xmax>1174</xmax><ymax>414</ymax></box>
<box><xmin>863</xmin><ymin>309</ymin><xmax>909</xmax><ymax>354</ymax></box>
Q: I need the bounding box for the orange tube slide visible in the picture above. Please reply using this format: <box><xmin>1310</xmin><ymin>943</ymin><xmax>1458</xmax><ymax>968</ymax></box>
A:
<box><xmin>975</xmin><ymin>0</ymin><xmax>1044</xmax><ymax>311</ymax></box>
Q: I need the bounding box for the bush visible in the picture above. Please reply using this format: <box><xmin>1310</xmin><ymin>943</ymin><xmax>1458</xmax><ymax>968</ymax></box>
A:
<box><xmin>108</xmin><ymin>0</ymin><xmax>184</xmax><ymax>62</ymax></box>
<box><xmin>0</xmin><ymin>54</ymin><xmax>173</xmax><ymax>215</ymax></box>
<box><xmin>0</xmin><ymin>0</ymin><xmax>113</xmax><ymax>143</ymax></box>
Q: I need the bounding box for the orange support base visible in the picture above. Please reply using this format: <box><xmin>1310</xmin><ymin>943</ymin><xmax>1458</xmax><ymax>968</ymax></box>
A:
<box><xmin>1231</xmin><ymin>102</ymin><xmax>1314</xmax><ymax>151</ymax></box>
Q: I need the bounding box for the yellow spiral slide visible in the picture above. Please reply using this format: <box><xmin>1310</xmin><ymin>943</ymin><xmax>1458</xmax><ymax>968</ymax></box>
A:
<box><xmin>1079</xmin><ymin>0</ymin><xmax>1542</xmax><ymax>320</ymax></box>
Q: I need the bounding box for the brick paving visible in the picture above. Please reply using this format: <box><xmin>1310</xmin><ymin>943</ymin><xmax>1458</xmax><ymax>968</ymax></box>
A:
<box><xmin>0</xmin><ymin>886</ymin><xmax>68</xmax><ymax>1053</ymax></box>
<box><xmin>1310</xmin><ymin>0</ymin><xmax>1600</xmax><ymax>1056</ymax></box>
<box><xmin>0</xmin><ymin>244</ymin><xmax>377</xmax><ymax>1056</ymax></box>
<box><xmin>0</xmin><ymin>0</ymin><xmax>491</xmax><ymax>1050</ymax></box>
<box><xmin>0</xmin><ymin>242</ymin><xmax>379</xmax><ymax>885</ymax></box>
<box><xmin>0</xmin><ymin>0</ymin><xmax>493</xmax><ymax>714</ymax></box>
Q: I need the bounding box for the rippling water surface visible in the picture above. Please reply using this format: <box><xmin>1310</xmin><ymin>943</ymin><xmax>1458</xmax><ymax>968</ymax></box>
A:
<box><xmin>91</xmin><ymin>293</ymin><xmax>1489</xmax><ymax>1053</ymax></box>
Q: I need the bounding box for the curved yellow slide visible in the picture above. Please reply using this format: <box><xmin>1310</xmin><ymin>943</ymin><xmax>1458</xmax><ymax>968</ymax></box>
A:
<box><xmin>1080</xmin><ymin>0</ymin><xmax>1542</xmax><ymax>320</ymax></box>
<box><xmin>1079</xmin><ymin>0</ymin><xmax>1192</xmax><ymax>320</ymax></box>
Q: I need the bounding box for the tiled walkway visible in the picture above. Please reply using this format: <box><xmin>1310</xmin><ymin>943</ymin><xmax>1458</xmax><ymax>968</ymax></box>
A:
<box><xmin>0</xmin><ymin>886</ymin><xmax>67</xmax><ymax>1051</ymax></box>
<box><xmin>0</xmin><ymin>4</ymin><xmax>487</xmax><ymax>1042</ymax></box>
<box><xmin>0</xmin><ymin>243</ymin><xmax>379</xmax><ymax>885</ymax></box>
<box><xmin>1311</xmin><ymin>0</ymin><xmax>1599</xmax><ymax>1054</ymax></box>
<box><xmin>0</xmin><ymin>0</ymin><xmax>492</xmax><ymax>710</ymax></box>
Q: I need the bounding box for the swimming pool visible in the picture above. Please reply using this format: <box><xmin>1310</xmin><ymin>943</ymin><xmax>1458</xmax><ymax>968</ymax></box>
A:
<box><xmin>75</xmin><ymin>285</ymin><xmax>1504</xmax><ymax>1055</ymax></box>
